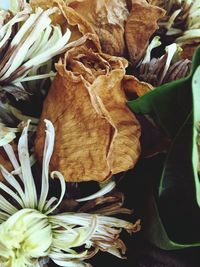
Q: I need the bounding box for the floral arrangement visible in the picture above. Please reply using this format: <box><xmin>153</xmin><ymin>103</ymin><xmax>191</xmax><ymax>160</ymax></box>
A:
<box><xmin>0</xmin><ymin>0</ymin><xmax>199</xmax><ymax>266</ymax></box>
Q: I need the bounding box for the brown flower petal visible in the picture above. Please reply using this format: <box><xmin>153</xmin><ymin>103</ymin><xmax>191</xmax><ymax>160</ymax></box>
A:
<box><xmin>67</xmin><ymin>0</ymin><xmax>129</xmax><ymax>56</ymax></box>
<box><xmin>125</xmin><ymin>0</ymin><xmax>166</xmax><ymax>65</ymax></box>
<box><xmin>123</xmin><ymin>75</ymin><xmax>153</xmax><ymax>98</ymax></box>
<box><xmin>35</xmin><ymin>37</ymin><xmax>140</xmax><ymax>182</ymax></box>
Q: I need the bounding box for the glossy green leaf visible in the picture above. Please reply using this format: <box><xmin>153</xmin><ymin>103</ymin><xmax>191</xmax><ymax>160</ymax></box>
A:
<box><xmin>128</xmin><ymin>46</ymin><xmax>200</xmax><ymax>138</ymax></box>
<box><xmin>128</xmin><ymin>47</ymin><xmax>200</xmax><ymax>248</ymax></box>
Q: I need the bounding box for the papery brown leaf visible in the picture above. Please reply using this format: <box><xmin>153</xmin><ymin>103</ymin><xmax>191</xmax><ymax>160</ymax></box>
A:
<box><xmin>123</xmin><ymin>75</ymin><xmax>153</xmax><ymax>99</ymax></box>
<box><xmin>67</xmin><ymin>0</ymin><xmax>129</xmax><ymax>56</ymax></box>
<box><xmin>55</xmin><ymin>0</ymin><xmax>96</xmax><ymax>40</ymax></box>
<box><xmin>36</xmin><ymin>70</ymin><xmax>112</xmax><ymax>182</ymax></box>
<box><xmin>35</xmin><ymin>38</ymin><xmax>141</xmax><ymax>182</ymax></box>
<box><xmin>125</xmin><ymin>0</ymin><xmax>166</xmax><ymax>65</ymax></box>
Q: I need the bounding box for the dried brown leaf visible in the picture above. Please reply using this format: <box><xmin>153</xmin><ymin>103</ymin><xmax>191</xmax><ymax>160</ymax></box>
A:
<box><xmin>35</xmin><ymin>37</ymin><xmax>141</xmax><ymax>182</ymax></box>
<box><xmin>67</xmin><ymin>0</ymin><xmax>129</xmax><ymax>56</ymax></box>
<box><xmin>125</xmin><ymin>0</ymin><xmax>166</xmax><ymax>65</ymax></box>
<box><xmin>123</xmin><ymin>75</ymin><xmax>153</xmax><ymax>98</ymax></box>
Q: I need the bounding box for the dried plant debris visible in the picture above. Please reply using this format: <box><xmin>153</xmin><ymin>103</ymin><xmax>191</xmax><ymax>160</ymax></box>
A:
<box><xmin>125</xmin><ymin>0</ymin><xmax>166</xmax><ymax>65</ymax></box>
<box><xmin>181</xmin><ymin>42</ymin><xmax>198</xmax><ymax>59</ymax></box>
<box><xmin>35</xmin><ymin>36</ymin><xmax>141</xmax><ymax>182</ymax></box>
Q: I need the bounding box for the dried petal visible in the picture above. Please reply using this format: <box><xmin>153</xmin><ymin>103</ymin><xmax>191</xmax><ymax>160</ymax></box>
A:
<box><xmin>125</xmin><ymin>0</ymin><xmax>166</xmax><ymax>65</ymax></box>
<box><xmin>31</xmin><ymin>0</ymin><xmax>129</xmax><ymax>56</ymax></box>
<box><xmin>35</xmin><ymin>37</ymin><xmax>141</xmax><ymax>182</ymax></box>
<box><xmin>67</xmin><ymin>0</ymin><xmax>129</xmax><ymax>56</ymax></box>
<box><xmin>123</xmin><ymin>75</ymin><xmax>153</xmax><ymax>98</ymax></box>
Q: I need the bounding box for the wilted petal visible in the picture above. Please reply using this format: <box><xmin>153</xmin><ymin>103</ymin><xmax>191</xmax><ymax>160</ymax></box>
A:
<box><xmin>123</xmin><ymin>75</ymin><xmax>153</xmax><ymax>98</ymax></box>
<box><xmin>125</xmin><ymin>0</ymin><xmax>166</xmax><ymax>65</ymax></box>
<box><xmin>67</xmin><ymin>0</ymin><xmax>129</xmax><ymax>56</ymax></box>
<box><xmin>35</xmin><ymin>36</ymin><xmax>141</xmax><ymax>182</ymax></box>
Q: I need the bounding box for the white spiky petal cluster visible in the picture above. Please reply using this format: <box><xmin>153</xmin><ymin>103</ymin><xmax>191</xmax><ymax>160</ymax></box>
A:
<box><xmin>0</xmin><ymin>6</ymin><xmax>71</xmax><ymax>85</ymax></box>
<box><xmin>176</xmin><ymin>0</ymin><xmax>200</xmax><ymax>44</ymax></box>
<box><xmin>0</xmin><ymin>120</ymin><xmax>139</xmax><ymax>267</ymax></box>
<box><xmin>159</xmin><ymin>0</ymin><xmax>200</xmax><ymax>44</ymax></box>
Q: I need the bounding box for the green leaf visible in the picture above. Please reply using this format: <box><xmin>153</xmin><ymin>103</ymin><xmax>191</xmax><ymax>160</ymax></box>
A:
<box><xmin>147</xmin><ymin>196</ymin><xmax>200</xmax><ymax>250</ymax></box>
<box><xmin>128</xmin><ymin>46</ymin><xmax>200</xmax><ymax>138</ymax></box>
<box><xmin>128</xmin><ymin>47</ymin><xmax>200</xmax><ymax>248</ymax></box>
<box><xmin>192</xmin><ymin>65</ymin><xmax>200</xmax><ymax>206</ymax></box>
<box><xmin>153</xmin><ymin>66</ymin><xmax>200</xmax><ymax>248</ymax></box>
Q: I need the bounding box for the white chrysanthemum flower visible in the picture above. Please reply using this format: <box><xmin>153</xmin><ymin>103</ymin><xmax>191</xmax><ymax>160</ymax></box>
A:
<box><xmin>157</xmin><ymin>0</ymin><xmax>200</xmax><ymax>44</ymax></box>
<box><xmin>0</xmin><ymin>4</ymin><xmax>71</xmax><ymax>87</ymax></box>
<box><xmin>0</xmin><ymin>103</ymin><xmax>38</xmax><ymax>147</ymax></box>
<box><xmin>176</xmin><ymin>0</ymin><xmax>200</xmax><ymax>44</ymax></box>
<box><xmin>0</xmin><ymin>120</ymin><xmax>140</xmax><ymax>267</ymax></box>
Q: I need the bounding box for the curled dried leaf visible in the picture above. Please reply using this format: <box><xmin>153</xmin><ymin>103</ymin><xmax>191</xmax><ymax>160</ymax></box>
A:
<box><xmin>35</xmin><ymin>37</ymin><xmax>141</xmax><ymax>182</ymax></box>
<box><xmin>123</xmin><ymin>75</ymin><xmax>153</xmax><ymax>98</ymax></box>
<box><xmin>67</xmin><ymin>0</ymin><xmax>129</xmax><ymax>56</ymax></box>
<box><xmin>125</xmin><ymin>0</ymin><xmax>166</xmax><ymax>65</ymax></box>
